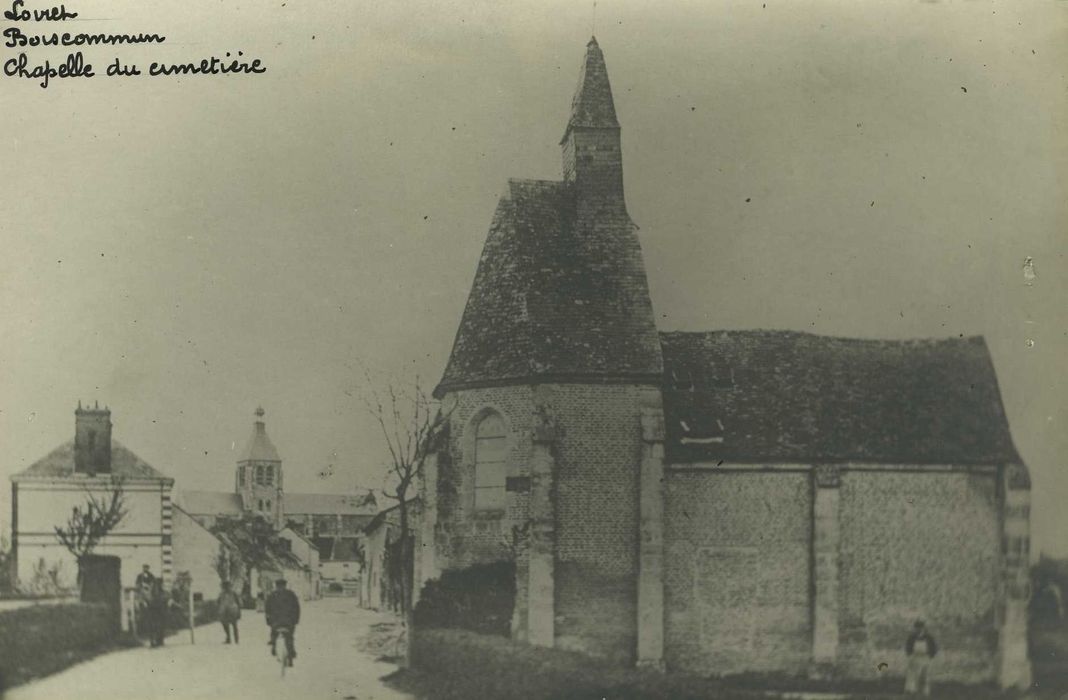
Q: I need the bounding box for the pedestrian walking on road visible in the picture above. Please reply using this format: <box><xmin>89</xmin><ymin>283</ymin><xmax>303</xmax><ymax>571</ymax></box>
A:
<box><xmin>218</xmin><ymin>580</ymin><xmax>242</xmax><ymax>644</ymax></box>
<box><xmin>904</xmin><ymin>619</ymin><xmax>938</xmax><ymax>696</ymax></box>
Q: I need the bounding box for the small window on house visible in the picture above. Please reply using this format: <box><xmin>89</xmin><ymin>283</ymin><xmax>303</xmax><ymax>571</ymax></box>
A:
<box><xmin>266</xmin><ymin>499</ymin><xmax>272</xmax><ymax>511</ymax></box>
<box><xmin>258</xmin><ymin>499</ymin><xmax>264</xmax><ymax>510</ymax></box>
<box><xmin>474</xmin><ymin>412</ymin><xmax>507</xmax><ymax>510</ymax></box>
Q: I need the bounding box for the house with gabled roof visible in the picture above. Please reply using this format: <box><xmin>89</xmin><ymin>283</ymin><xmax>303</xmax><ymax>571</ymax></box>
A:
<box><xmin>10</xmin><ymin>403</ymin><xmax>178</xmax><ymax>591</ymax></box>
<box><xmin>423</xmin><ymin>37</ymin><xmax>1032</xmax><ymax>689</ymax></box>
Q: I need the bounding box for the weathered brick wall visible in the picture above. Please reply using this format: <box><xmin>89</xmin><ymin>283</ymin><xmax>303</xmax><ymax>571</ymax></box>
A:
<box><xmin>437</xmin><ymin>382</ymin><xmax>647</xmax><ymax>663</ymax></box>
<box><xmin>664</xmin><ymin>470</ymin><xmax>812</xmax><ymax>676</ymax></box>
<box><xmin>837</xmin><ymin>469</ymin><xmax>1000</xmax><ymax>682</ymax></box>
<box><xmin>436</xmin><ymin>386</ymin><xmax>534</xmax><ymax>572</ymax></box>
<box><xmin>549</xmin><ymin>383</ymin><xmax>644</xmax><ymax>664</ymax></box>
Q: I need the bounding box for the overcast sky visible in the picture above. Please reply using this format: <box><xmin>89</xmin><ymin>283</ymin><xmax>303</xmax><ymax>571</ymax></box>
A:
<box><xmin>1</xmin><ymin>0</ymin><xmax>1065</xmax><ymax>554</ymax></box>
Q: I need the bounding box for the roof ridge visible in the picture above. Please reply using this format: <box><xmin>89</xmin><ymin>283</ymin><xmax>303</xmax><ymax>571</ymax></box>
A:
<box><xmin>659</xmin><ymin>329</ymin><xmax>989</xmax><ymax>345</ymax></box>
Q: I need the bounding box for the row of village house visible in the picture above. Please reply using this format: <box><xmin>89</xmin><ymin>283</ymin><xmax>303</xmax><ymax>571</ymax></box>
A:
<box><xmin>9</xmin><ymin>402</ymin><xmax>407</xmax><ymax>610</ymax></box>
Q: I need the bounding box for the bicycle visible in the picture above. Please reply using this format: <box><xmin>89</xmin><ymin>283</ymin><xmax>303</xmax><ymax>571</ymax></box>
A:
<box><xmin>271</xmin><ymin>626</ymin><xmax>294</xmax><ymax>677</ymax></box>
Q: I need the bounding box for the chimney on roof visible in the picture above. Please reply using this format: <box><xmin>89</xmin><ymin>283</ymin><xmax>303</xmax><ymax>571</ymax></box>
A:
<box><xmin>75</xmin><ymin>402</ymin><xmax>112</xmax><ymax>475</ymax></box>
<box><xmin>561</xmin><ymin>37</ymin><xmax>625</xmax><ymax>211</ymax></box>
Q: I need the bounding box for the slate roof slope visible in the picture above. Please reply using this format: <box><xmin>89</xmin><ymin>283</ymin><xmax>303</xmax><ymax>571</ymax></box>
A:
<box><xmin>284</xmin><ymin>492</ymin><xmax>377</xmax><ymax>516</ymax></box>
<box><xmin>239</xmin><ymin>417</ymin><xmax>280</xmax><ymax>462</ymax></box>
<box><xmin>13</xmin><ymin>439</ymin><xmax>172</xmax><ymax>481</ymax></box>
<box><xmin>660</xmin><ymin>330</ymin><xmax>1021</xmax><ymax>465</ymax></box>
<box><xmin>435</xmin><ymin>178</ymin><xmax>663</xmax><ymax>396</ymax></box>
<box><xmin>181</xmin><ymin>490</ymin><xmax>243</xmax><ymax>515</ymax></box>
<box><xmin>561</xmin><ymin>36</ymin><xmax>619</xmax><ymax>141</ymax></box>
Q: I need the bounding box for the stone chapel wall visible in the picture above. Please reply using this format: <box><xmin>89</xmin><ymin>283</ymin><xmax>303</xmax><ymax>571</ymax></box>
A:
<box><xmin>836</xmin><ymin>469</ymin><xmax>1000</xmax><ymax>682</ymax></box>
<box><xmin>663</xmin><ymin>469</ymin><xmax>813</xmax><ymax>676</ymax></box>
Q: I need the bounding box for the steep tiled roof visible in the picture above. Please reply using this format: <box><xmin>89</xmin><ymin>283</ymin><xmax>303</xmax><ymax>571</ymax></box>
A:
<box><xmin>181</xmin><ymin>490</ymin><xmax>243</xmax><ymax>515</ymax></box>
<box><xmin>13</xmin><ymin>439</ymin><xmax>172</xmax><ymax>481</ymax></box>
<box><xmin>435</xmin><ymin>178</ymin><xmax>662</xmax><ymax>396</ymax></box>
<box><xmin>660</xmin><ymin>330</ymin><xmax>1021</xmax><ymax>465</ymax></box>
<box><xmin>562</xmin><ymin>37</ymin><xmax>619</xmax><ymax>142</ymax></box>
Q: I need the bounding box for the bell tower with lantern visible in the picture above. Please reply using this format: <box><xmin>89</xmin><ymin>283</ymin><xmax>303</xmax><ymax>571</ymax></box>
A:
<box><xmin>236</xmin><ymin>407</ymin><xmax>284</xmax><ymax>528</ymax></box>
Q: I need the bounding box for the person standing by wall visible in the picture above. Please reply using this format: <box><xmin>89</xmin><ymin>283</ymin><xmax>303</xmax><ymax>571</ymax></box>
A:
<box><xmin>904</xmin><ymin>619</ymin><xmax>938</xmax><ymax>696</ymax></box>
<box><xmin>217</xmin><ymin>580</ymin><xmax>242</xmax><ymax>644</ymax></box>
<box><xmin>134</xmin><ymin>564</ymin><xmax>156</xmax><ymax>640</ymax></box>
<box><xmin>145</xmin><ymin>579</ymin><xmax>168</xmax><ymax>648</ymax></box>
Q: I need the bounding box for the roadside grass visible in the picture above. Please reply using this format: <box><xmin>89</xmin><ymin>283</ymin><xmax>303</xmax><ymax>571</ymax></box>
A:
<box><xmin>0</xmin><ymin>599</ymin><xmax>223</xmax><ymax>692</ymax></box>
<box><xmin>381</xmin><ymin>626</ymin><xmax>1064</xmax><ymax>700</ymax></box>
<box><xmin>0</xmin><ymin>603</ymin><xmax>135</xmax><ymax>691</ymax></box>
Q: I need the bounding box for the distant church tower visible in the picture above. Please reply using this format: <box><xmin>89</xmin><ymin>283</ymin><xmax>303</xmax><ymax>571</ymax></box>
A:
<box><xmin>236</xmin><ymin>407</ymin><xmax>284</xmax><ymax>528</ymax></box>
<box><xmin>433</xmin><ymin>37</ymin><xmax>664</xmax><ymax>663</ymax></box>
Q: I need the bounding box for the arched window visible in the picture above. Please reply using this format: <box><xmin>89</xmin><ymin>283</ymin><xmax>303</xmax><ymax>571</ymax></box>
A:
<box><xmin>239</xmin><ymin>466</ymin><xmax>246</xmax><ymax>487</ymax></box>
<box><xmin>474</xmin><ymin>412</ymin><xmax>507</xmax><ymax>510</ymax></box>
<box><xmin>264</xmin><ymin>465</ymin><xmax>274</xmax><ymax>486</ymax></box>
<box><xmin>255</xmin><ymin>464</ymin><xmax>265</xmax><ymax>485</ymax></box>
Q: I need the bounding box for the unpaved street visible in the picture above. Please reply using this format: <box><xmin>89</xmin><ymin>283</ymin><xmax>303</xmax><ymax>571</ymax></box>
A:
<box><xmin>8</xmin><ymin>598</ymin><xmax>413</xmax><ymax>700</ymax></box>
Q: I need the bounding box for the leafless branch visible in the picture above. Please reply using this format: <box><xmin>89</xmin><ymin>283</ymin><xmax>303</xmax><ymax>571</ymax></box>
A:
<box><xmin>54</xmin><ymin>477</ymin><xmax>128</xmax><ymax>561</ymax></box>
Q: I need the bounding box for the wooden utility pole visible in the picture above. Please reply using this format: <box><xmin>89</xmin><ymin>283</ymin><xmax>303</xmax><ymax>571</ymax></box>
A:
<box><xmin>188</xmin><ymin>582</ymin><xmax>195</xmax><ymax>644</ymax></box>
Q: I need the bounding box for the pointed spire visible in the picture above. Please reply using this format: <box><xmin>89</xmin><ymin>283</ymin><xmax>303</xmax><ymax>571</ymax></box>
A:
<box><xmin>240</xmin><ymin>406</ymin><xmax>280</xmax><ymax>462</ymax></box>
<box><xmin>562</xmin><ymin>36</ymin><xmax>619</xmax><ymax>142</ymax></box>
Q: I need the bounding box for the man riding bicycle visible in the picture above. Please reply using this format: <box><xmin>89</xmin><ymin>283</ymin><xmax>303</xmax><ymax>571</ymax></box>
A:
<box><xmin>265</xmin><ymin>578</ymin><xmax>301</xmax><ymax>666</ymax></box>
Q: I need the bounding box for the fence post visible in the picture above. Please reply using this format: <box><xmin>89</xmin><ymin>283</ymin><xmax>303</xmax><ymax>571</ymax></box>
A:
<box><xmin>188</xmin><ymin>580</ymin><xmax>195</xmax><ymax>644</ymax></box>
<box><xmin>125</xmin><ymin>588</ymin><xmax>136</xmax><ymax>634</ymax></box>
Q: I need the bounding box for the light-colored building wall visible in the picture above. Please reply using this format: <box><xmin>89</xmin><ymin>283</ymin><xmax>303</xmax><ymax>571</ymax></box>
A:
<box><xmin>170</xmin><ymin>505</ymin><xmax>224</xmax><ymax>600</ymax></box>
<box><xmin>279</xmin><ymin>527</ymin><xmax>321</xmax><ymax>600</ymax></box>
<box><xmin>662</xmin><ymin>463</ymin><xmax>1009</xmax><ymax>684</ymax></box>
<box><xmin>836</xmin><ymin>467</ymin><xmax>1001</xmax><ymax>682</ymax></box>
<box><xmin>664</xmin><ymin>469</ymin><xmax>813</xmax><ymax>676</ymax></box>
<box><xmin>14</xmin><ymin>477</ymin><xmax>172</xmax><ymax>590</ymax></box>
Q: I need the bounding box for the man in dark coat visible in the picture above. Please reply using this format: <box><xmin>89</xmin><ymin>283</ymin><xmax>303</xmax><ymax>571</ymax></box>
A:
<box><xmin>134</xmin><ymin>564</ymin><xmax>156</xmax><ymax>640</ymax></box>
<box><xmin>144</xmin><ymin>579</ymin><xmax>168</xmax><ymax>648</ymax></box>
<box><xmin>265</xmin><ymin>578</ymin><xmax>300</xmax><ymax>665</ymax></box>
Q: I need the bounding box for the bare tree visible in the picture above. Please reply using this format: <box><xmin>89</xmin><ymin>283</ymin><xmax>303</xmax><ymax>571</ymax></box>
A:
<box><xmin>54</xmin><ymin>478</ymin><xmax>127</xmax><ymax>582</ymax></box>
<box><xmin>54</xmin><ymin>480</ymin><xmax>127</xmax><ymax>560</ymax></box>
<box><xmin>359</xmin><ymin>371</ymin><xmax>450</xmax><ymax>666</ymax></box>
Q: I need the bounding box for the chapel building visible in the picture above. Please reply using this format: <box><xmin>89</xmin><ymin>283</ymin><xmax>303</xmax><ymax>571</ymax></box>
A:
<box><xmin>422</xmin><ymin>37</ymin><xmax>1032</xmax><ymax>688</ymax></box>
